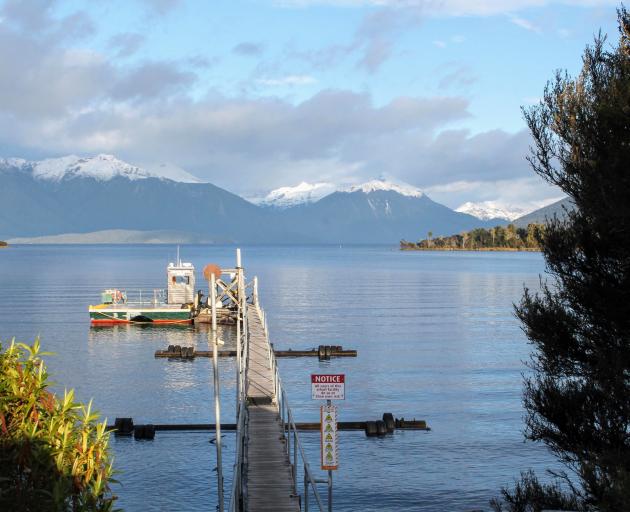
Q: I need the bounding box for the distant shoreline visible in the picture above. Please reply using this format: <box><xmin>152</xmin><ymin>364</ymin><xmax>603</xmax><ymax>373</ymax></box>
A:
<box><xmin>401</xmin><ymin>246</ymin><xmax>540</xmax><ymax>252</ymax></box>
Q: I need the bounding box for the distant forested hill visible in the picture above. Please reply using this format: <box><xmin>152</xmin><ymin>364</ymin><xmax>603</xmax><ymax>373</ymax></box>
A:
<box><xmin>401</xmin><ymin>223</ymin><xmax>544</xmax><ymax>251</ymax></box>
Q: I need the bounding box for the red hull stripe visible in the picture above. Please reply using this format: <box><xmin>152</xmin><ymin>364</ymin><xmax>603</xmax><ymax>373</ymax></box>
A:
<box><xmin>90</xmin><ymin>319</ymin><xmax>192</xmax><ymax>325</ymax></box>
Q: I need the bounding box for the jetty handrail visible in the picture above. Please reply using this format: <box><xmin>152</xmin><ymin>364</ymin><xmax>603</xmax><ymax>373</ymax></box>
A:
<box><xmin>262</xmin><ymin>302</ymin><xmax>328</xmax><ymax>512</ymax></box>
<box><xmin>228</xmin><ymin>270</ymin><xmax>249</xmax><ymax>512</ymax></box>
<box><xmin>229</xmin><ymin>397</ymin><xmax>248</xmax><ymax>512</ymax></box>
<box><xmin>279</xmin><ymin>382</ymin><xmax>328</xmax><ymax>511</ymax></box>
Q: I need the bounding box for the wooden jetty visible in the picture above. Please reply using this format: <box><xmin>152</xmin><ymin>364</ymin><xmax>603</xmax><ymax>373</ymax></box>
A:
<box><xmin>103</xmin><ymin>249</ymin><xmax>431</xmax><ymax>511</ymax></box>
<box><xmin>244</xmin><ymin>307</ymin><xmax>300</xmax><ymax>511</ymax></box>
<box><xmin>222</xmin><ymin>251</ymin><xmax>329</xmax><ymax>512</ymax></box>
<box><xmin>195</xmin><ymin>250</ymin><xmax>425</xmax><ymax>511</ymax></box>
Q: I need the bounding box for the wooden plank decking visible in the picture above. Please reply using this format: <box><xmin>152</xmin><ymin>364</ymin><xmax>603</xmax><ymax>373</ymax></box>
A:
<box><xmin>245</xmin><ymin>307</ymin><xmax>300</xmax><ymax>512</ymax></box>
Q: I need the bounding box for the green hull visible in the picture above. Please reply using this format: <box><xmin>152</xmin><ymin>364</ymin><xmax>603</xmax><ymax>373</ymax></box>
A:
<box><xmin>89</xmin><ymin>307</ymin><xmax>192</xmax><ymax>324</ymax></box>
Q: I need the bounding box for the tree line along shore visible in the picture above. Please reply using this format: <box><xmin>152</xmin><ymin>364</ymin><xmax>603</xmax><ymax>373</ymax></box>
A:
<box><xmin>0</xmin><ymin>241</ymin><xmax>7</xmax><ymax>247</ymax></box>
<box><xmin>400</xmin><ymin>223</ymin><xmax>544</xmax><ymax>251</ymax></box>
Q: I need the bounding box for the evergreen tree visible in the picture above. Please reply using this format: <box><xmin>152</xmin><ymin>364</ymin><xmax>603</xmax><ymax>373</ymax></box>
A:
<box><xmin>498</xmin><ymin>8</ymin><xmax>630</xmax><ymax>511</ymax></box>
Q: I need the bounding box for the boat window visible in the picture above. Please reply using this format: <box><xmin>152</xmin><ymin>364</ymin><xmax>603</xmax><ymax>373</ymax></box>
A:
<box><xmin>174</xmin><ymin>276</ymin><xmax>189</xmax><ymax>285</ymax></box>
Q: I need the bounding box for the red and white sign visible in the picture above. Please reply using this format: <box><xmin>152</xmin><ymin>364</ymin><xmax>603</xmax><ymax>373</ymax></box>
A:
<box><xmin>311</xmin><ymin>374</ymin><xmax>345</xmax><ymax>400</ymax></box>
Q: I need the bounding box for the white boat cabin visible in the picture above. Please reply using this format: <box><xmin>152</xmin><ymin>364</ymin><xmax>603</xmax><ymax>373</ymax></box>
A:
<box><xmin>167</xmin><ymin>261</ymin><xmax>195</xmax><ymax>304</ymax></box>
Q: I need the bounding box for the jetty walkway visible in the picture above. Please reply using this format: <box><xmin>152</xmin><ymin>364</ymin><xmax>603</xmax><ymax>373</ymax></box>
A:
<box><xmin>212</xmin><ymin>253</ymin><xmax>328</xmax><ymax>512</ymax></box>
<box><xmin>244</xmin><ymin>307</ymin><xmax>300</xmax><ymax>511</ymax></box>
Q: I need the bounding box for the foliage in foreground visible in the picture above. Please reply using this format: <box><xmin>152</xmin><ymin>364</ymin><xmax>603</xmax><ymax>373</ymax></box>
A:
<box><xmin>490</xmin><ymin>471</ymin><xmax>582</xmax><ymax>512</ymax></box>
<box><xmin>494</xmin><ymin>7</ymin><xmax>630</xmax><ymax>512</ymax></box>
<box><xmin>0</xmin><ymin>339</ymin><xmax>118</xmax><ymax>511</ymax></box>
<box><xmin>400</xmin><ymin>223</ymin><xmax>544</xmax><ymax>251</ymax></box>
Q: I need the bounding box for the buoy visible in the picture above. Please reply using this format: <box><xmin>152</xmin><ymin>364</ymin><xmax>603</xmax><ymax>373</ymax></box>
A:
<box><xmin>203</xmin><ymin>264</ymin><xmax>222</xmax><ymax>281</ymax></box>
<box><xmin>365</xmin><ymin>421</ymin><xmax>378</xmax><ymax>437</ymax></box>
<box><xmin>376</xmin><ymin>420</ymin><xmax>388</xmax><ymax>436</ymax></box>
<box><xmin>114</xmin><ymin>417</ymin><xmax>134</xmax><ymax>435</ymax></box>
<box><xmin>382</xmin><ymin>413</ymin><xmax>395</xmax><ymax>432</ymax></box>
<box><xmin>134</xmin><ymin>424</ymin><xmax>156</xmax><ymax>440</ymax></box>
<box><xmin>143</xmin><ymin>424</ymin><xmax>156</xmax><ymax>440</ymax></box>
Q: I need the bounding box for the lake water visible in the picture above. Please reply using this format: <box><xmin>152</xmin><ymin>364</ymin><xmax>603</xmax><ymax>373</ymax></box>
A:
<box><xmin>0</xmin><ymin>245</ymin><xmax>560</xmax><ymax>511</ymax></box>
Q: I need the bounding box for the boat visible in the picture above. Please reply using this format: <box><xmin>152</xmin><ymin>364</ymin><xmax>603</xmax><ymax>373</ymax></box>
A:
<box><xmin>88</xmin><ymin>259</ymin><xmax>197</xmax><ymax>325</ymax></box>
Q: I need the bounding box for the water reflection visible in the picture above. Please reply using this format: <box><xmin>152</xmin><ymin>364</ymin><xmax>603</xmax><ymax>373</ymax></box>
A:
<box><xmin>0</xmin><ymin>245</ymin><xmax>558</xmax><ymax>511</ymax></box>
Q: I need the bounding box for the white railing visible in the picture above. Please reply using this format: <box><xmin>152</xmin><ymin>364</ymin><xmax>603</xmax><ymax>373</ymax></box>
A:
<box><xmin>104</xmin><ymin>289</ymin><xmax>168</xmax><ymax>307</ymax></box>
<box><xmin>263</xmin><ymin>300</ymin><xmax>330</xmax><ymax>512</ymax></box>
<box><xmin>228</xmin><ymin>276</ymin><xmax>328</xmax><ymax>511</ymax></box>
<box><xmin>229</xmin><ymin>266</ymin><xmax>250</xmax><ymax>512</ymax></box>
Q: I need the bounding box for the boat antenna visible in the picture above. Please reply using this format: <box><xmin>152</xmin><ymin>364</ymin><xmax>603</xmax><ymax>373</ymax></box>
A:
<box><xmin>177</xmin><ymin>245</ymin><xmax>180</xmax><ymax>266</ymax></box>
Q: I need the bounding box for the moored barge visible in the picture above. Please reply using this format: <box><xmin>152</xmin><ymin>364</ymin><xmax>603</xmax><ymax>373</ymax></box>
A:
<box><xmin>88</xmin><ymin>260</ymin><xmax>196</xmax><ymax>325</ymax></box>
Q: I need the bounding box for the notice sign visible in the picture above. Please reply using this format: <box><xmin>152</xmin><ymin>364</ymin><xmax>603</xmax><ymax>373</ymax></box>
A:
<box><xmin>311</xmin><ymin>374</ymin><xmax>345</xmax><ymax>400</ymax></box>
<box><xmin>321</xmin><ymin>404</ymin><xmax>338</xmax><ymax>470</ymax></box>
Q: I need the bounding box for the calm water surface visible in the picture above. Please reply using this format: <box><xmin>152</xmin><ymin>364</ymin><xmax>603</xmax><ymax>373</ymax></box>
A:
<box><xmin>0</xmin><ymin>245</ymin><xmax>560</xmax><ymax>511</ymax></box>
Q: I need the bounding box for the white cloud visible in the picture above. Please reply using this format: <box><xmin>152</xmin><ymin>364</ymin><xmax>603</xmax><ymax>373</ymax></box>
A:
<box><xmin>509</xmin><ymin>14</ymin><xmax>541</xmax><ymax>32</ymax></box>
<box><xmin>425</xmin><ymin>177</ymin><xmax>564</xmax><ymax>209</ymax></box>
<box><xmin>257</xmin><ymin>75</ymin><xmax>317</xmax><ymax>86</ymax></box>
<box><xmin>0</xmin><ymin>0</ymin><xmax>562</xmax><ymax>209</ymax></box>
<box><xmin>274</xmin><ymin>0</ymin><xmax>617</xmax><ymax>16</ymax></box>
<box><xmin>438</xmin><ymin>63</ymin><xmax>477</xmax><ymax>89</ymax></box>
<box><xmin>433</xmin><ymin>40</ymin><xmax>447</xmax><ymax>48</ymax></box>
<box><xmin>522</xmin><ymin>96</ymin><xmax>541</xmax><ymax>105</ymax></box>
<box><xmin>285</xmin><ymin>6</ymin><xmax>424</xmax><ymax>73</ymax></box>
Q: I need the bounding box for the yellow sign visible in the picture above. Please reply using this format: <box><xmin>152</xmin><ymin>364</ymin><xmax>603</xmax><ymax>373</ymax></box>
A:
<box><xmin>320</xmin><ymin>405</ymin><xmax>338</xmax><ymax>470</ymax></box>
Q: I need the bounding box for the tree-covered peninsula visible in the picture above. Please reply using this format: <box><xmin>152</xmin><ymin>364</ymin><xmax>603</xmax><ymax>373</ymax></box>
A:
<box><xmin>400</xmin><ymin>223</ymin><xmax>544</xmax><ymax>251</ymax></box>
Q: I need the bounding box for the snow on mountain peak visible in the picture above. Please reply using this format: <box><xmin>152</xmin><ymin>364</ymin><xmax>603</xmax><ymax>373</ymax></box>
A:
<box><xmin>0</xmin><ymin>157</ymin><xmax>27</xmax><ymax>170</ymax></box>
<box><xmin>258</xmin><ymin>182</ymin><xmax>337</xmax><ymax>208</ymax></box>
<box><xmin>455</xmin><ymin>201</ymin><xmax>529</xmax><ymax>221</ymax></box>
<box><xmin>32</xmin><ymin>154</ymin><xmax>155</xmax><ymax>182</ymax></box>
<box><xmin>0</xmin><ymin>153</ymin><xmax>202</xmax><ymax>183</ymax></box>
<box><xmin>141</xmin><ymin>162</ymin><xmax>202</xmax><ymax>183</ymax></box>
<box><xmin>255</xmin><ymin>178</ymin><xmax>425</xmax><ymax>208</ymax></box>
<box><xmin>345</xmin><ymin>179</ymin><xmax>424</xmax><ymax>198</ymax></box>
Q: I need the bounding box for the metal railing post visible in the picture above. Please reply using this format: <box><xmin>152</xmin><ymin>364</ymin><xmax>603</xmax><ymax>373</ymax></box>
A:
<box><xmin>210</xmin><ymin>272</ymin><xmax>224</xmax><ymax>512</ymax></box>
<box><xmin>328</xmin><ymin>471</ymin><xmax>332</xmax><ymax>512</ymax></box>
<box><xmin>304</xmin><ymin>467</ymin><xmax>309</xmax><ymax>512</ymax></box>
<box><xmin>293</xmin><ymin>429</ymin><xmax>298</xmax><ymax>495</ymax></box>
<box><xmin>287</xmin><ymin>411</ymin><xmax>291</xmax><ymax>456</ymax></box>
<box><xmin>253</xmin><ymin>276</ymin><xmax>258</xmax><ymax>305</ymax></box>
<box><xmin>236</xmin><ymin>303</ymin><xmax>241</xmax><ymax>409</ymax></box>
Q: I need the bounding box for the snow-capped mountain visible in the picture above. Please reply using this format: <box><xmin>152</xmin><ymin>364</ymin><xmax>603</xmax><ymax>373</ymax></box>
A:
<box><xmin>0</xmin><ymin>158</ymin><xmax>504</xmax><ymax>243</ymax></box>
<box><xmin>0</xmin><ymin>154</ymin><xmax>201</xmax><ymax>183</ymax></box>
<box><xmin>257</xmin><ymin>182</ymin><xmax>337</xmax><ymax>208</ymax></box>
<box><xmin>455</xmin><ymin>201</ymin><xmax>530</xmax><ymax>221</ymax></box>
<box><xmin>257</xmin><ymin>178</ymin><xmax>424</xmax><ymax>208</ymax></box>
<box><xmin>344</xmin><ymin>179</ymin><xmax>424</xmax><ymax>198</ymax></box>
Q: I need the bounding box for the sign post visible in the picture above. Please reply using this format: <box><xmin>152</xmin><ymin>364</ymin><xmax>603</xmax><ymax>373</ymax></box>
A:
<box><xmin>312</xmin><ymin>374</ymin><xmax>345</xmax><ymax>512</ymax></box>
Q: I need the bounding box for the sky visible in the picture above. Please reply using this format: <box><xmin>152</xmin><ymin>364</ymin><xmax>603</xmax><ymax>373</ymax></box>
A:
<box><xmin>0</xmin><ymin>0</ymin><xmax>621</xmax><ymax>208</ymax></box>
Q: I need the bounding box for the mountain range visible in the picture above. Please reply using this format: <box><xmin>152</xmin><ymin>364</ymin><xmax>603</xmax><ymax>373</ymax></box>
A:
<box><xmin>0</xmin><ymin>154</ymin><xmax>563</xmax><ymax>244</ymax></box>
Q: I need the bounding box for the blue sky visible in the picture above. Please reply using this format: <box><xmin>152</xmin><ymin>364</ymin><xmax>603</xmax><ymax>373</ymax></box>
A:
<box><xmin>0</xmin><ymin>0</ymin><xmax>620</xmax><ymax>208</ymax></box>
